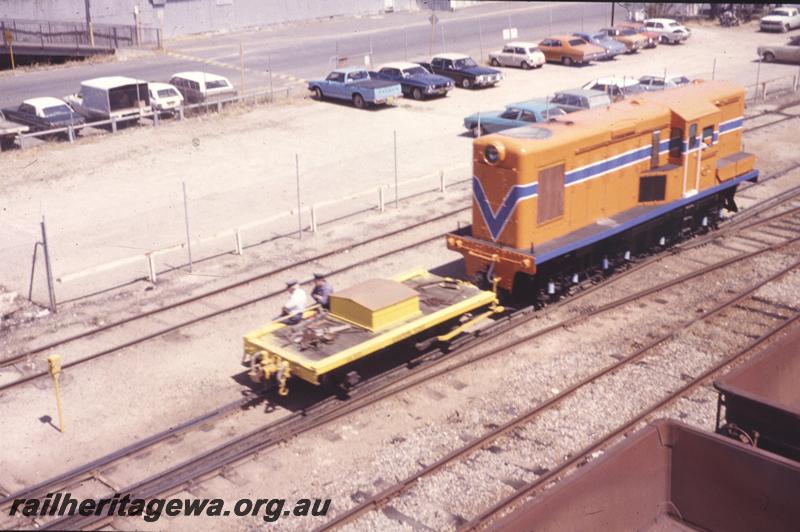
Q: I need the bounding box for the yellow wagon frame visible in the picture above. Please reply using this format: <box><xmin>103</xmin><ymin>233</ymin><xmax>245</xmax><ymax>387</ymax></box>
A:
<box><xmin>243</xmin><ymin>268</ymin><xmax>501</xmax><ymax>394</ymax></box>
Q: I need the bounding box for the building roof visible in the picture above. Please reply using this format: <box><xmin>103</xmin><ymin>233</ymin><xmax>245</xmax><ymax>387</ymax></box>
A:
<box><xmin>81</xmin><ymin>76</ymin><xmax>146</xmax><ymax>89</ymax></box>
<box><xmin>432</xmin><ymin>52</ymin><xmax>470</xmax><ymax>61</ymax></box>
<box><xmin>171</xmin><ymin>71</ymin><xmax>230</xmax><ymax>83</ymax></box>
<box><xmin>379</xmin><ymin>61</ymin><xmax>424</xmax><ymax>70</ymax></box>
<box><xmin>23</xmin><ymin>97</ymin><xmax>69</xmax><ymax>108</ymax></box>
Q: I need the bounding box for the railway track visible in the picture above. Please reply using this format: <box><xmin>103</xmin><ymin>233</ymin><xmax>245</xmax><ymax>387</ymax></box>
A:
<box><xmin>13</xmin><ymin>187</ymin><xmax>800</xmax><ymax>531</ymax></box>
<box><xmin>316</xmin><ymin>242</ymin><xmax>800</xmax><ymax>532</ymax></box>
<box><xmin>1</xmin><ymin>97</ymin><xmax>797</xmax><ymax>393</ymax></box>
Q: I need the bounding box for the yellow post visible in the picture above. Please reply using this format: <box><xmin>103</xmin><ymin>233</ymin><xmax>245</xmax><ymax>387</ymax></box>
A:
<box><xmin>47</xmin><ymin>355</ymin><xmax>65</xmax><ymax>432</ymax></box>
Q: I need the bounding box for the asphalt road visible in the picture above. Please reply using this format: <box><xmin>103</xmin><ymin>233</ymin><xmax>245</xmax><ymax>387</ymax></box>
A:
<box><xmin>0</xmin><ymin>2</ymin><xmax>613</xmax><ymax>107</ymax></box>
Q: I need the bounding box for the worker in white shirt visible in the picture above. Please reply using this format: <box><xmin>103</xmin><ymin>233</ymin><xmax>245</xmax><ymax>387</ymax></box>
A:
<box><xmin>281</xmin><ymin>280</ymin><xmax>307</xmax><ymax>324</ymax></box>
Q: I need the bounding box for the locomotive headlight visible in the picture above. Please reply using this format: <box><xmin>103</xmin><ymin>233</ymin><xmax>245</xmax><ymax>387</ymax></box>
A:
<box><xmin>483</xmin><ymin>142</ymin><xmax>505</xmax><ymax>165</ymax></box>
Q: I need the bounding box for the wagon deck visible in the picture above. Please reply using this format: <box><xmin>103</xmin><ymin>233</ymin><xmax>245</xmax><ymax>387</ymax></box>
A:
<box><xmin>243</xmin><ymin>269</ymin><xmax>499</xmax><ymax>391</ymax></box>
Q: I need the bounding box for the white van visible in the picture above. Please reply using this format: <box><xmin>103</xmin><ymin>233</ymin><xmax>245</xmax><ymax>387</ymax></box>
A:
<box><xmin>168</xmin><ymin>72</ymin><xmax>237</xmax><ymax>104</ymax></box>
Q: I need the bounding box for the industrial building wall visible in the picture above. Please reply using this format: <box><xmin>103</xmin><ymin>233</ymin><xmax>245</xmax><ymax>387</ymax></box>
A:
<box><xmin>0</xmin><ymin>0</ymin><xmax>429</xmax><ymax>38</ymax></box>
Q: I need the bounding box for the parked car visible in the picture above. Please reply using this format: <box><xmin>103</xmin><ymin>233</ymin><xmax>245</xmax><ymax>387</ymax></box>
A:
<box><xmin>537</xmin><ymin>35</ymin><xmax>606</xmax><ymax>66</ymax></box>
<box><xmin>599</xmin><ymin>26</ymin><xmax>649</xmax><ymax>52</ymax></box>
<box><xmin>169</xmin><ymin>72</ymin><xmax>236</xmax><ymax>104</ymax></box>
<box><xmin>2</xmin><ymin>97</ymin><xmax>84</xmax><ymax>132</ymax></box>
<box><xmin>616</xmin><ymin>22</ymin><xmax>659</xmax><ymax>48</ymax></box>
<box><xmin>643</xmin><ymin>18</ymin><xmax>691</xmax><ymax>44</ymax></box>
<box><xmin>0</xmin><ymin>110</ymin><xmax>28</xmax><ymax>151</ymax></box>
<box><xmin>463</xmin><ymin>100</ymin><xmax>566</xmax><ymax>137</ymax></box>
<box><xmin>549</xmin><ymin>89</ymin><xmax>612</xmax><ymax>113</ymax></box>
<box><xmin>148</xmin><ymin>82</ymin><xmax>184</xmax><ymax>113</ymax></box>
<box><xmin>581</xmin><ymin>77</ymin><xmax>642</xmax><ymax>102</ymax></box>
<box><xmin>373</xmin><ymin>62</ymin><xmax>453</xmax><ymax>100</ymax></box>
<box><xmin>637</xmin><ymin>74</ymin><xmax>691</xmax><ymax>91</ymax></box>
<box><xmin>488</xmin><ymin>41</ymin><xmax>546</xmax><ymax>69</ymax></box>
<box><xmin>573</xmin><ymin>31</ymin><xmax>627</xmax><ymax>59</ymax></box>
<box><xmin>308</xmin><ymin>67</ymin><xmax>402</xmax><ymax>109</ymax></box>
<box><xmin>420</xmin><ymin>53</ymin><xmax>502</xmax><ymax>89</ymax></box>
<box><xmin>759</xmin><ymin>7</ymin><xmax>800</xmax><ymax>33</ymax></box>
<box><xmin>758</xmin><ymin>35</ymin><xmax>800</xmax><ymax>64</ymax></box>
<box><xmin>64</xmin><ymin>76</ymin><xmax>150</xmax><ymax>122</ymax></box>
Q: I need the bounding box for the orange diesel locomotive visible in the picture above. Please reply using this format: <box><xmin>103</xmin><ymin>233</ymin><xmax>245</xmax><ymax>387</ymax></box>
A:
<box><xmin>447</xmin><ymin>79</ymin><xmax>757</xmax><ymax>297</ymax></box>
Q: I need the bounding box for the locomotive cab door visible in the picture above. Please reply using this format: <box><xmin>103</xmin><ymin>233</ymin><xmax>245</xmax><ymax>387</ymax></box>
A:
<box><xmin>668</xmin><ymin>100</ymin><xmax>720</xmax><ymax>199</ymax></box>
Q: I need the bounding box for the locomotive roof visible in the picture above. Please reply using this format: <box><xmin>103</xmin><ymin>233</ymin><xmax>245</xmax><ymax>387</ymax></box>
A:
<box><xmin>489</xmin><ymin>80</ymin><xmax>743</xmax><ymax>154</ymax></box>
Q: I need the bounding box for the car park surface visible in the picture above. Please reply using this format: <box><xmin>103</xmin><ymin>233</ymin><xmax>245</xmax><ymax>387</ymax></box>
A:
<box><xmin>463</xmin><ymin>100</ymin><xmax>566</xmax><ymax>136</ymax></box>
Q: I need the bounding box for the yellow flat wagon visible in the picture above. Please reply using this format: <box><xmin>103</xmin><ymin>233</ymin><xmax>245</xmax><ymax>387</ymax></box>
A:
<box><xmin>243</xmin><ymin>269</ymin><xmax>501</xmax><ymax>395</ymax></box>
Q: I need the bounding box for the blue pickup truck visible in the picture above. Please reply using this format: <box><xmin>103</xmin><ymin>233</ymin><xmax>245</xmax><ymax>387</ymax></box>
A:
<box><xmin>308</xmin><ymin>67</ymin><xmax>403</xmax><ymax>109</ymax></box>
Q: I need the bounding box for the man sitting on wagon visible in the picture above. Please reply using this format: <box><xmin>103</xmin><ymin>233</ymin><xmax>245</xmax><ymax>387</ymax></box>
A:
<box><xmin>281</xmin><ymin>280</ymin><xmax>307</xmax><ymax>325</ymax></box>
<box><xmin>311</xmin><ymin>272</ymin><xmax>334</xmax><ymax>310</ymax></box>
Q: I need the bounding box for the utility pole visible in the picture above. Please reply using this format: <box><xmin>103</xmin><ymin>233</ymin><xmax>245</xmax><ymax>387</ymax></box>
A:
<box><xmin>84</xmin><ymin>0</ymin><xmax>95</xmax><ymax>46</ymax></box>
<box><xmin>611</xmin><ymin>2</ymin><xmax>616</xmax><ymax>26</ymax></box>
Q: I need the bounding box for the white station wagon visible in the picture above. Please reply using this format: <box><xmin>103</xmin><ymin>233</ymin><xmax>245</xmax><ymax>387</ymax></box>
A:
<box><xmin>168</xmin><ymin>72</ymin><xmax>236</xmax><ymax>104</ymax></box>
<box><xmin>489</xmin><ymin>41</ymin><xmax>546</xmax><ymax>70</ymax></box>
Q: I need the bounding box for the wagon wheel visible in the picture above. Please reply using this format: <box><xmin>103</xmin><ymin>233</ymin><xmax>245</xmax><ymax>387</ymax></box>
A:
<box><xmin>412</xmin><ymin>87</ymin><xmax>424</xmax><ymax>100</ymax></box>
<box><xmin>724</xmin><ymin>424</ymin><xmax>755</xmax><ymax>446</ymax></box>
<box><xmin>562</xmin><ymin>56</ymin><xmax>573</xmax><ymax>66</ymax></box>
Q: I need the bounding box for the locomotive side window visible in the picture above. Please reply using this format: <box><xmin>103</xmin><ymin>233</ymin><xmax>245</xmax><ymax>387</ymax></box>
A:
<box><xmin>702</xmin><ymin>125</ymin><xmax>714</xmax><ymax>144</ymax></box>
<box><xmin>689</xmin><ymin>123</ymin><xmax>698</xmax><ymax>149</ymax></box>
<box><xmin>650</xmin><ymin>130</ymin><xmax>661</xmax><ymax>169</ymax></box>
<box><xmin>639</xmin><ymin>175</ymin><xmax>666</xmax><ymax>202</ymax></box>
<box><xmin>669</xmin><ymin>127</ymin><xmax>683</xmax><ymax>158</ymax></box>
<box><xmin>537</xmin><ymin>164</ymin><xmax>565</xmax><ymax>224</ymax></box>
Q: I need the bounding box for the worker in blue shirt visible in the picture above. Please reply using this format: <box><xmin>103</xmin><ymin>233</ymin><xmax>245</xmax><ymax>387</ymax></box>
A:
<box><xmin>311</xmin><ymin>273</ymin><xmax>334</xmax><ymax>309</ymax></box>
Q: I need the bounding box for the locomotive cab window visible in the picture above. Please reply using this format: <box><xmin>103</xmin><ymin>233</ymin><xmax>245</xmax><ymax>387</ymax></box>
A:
<box><xmin>639</xmin><ymin>174</ymin><xmax>666</xmax><ymax>202</ymax></box>
<box><xmin>702</xmin><ymin>125</ymin><xmax>714</xmax><ymax>145</ymax></box>
<box><xmin>669</xmin><ymin>127</ymin><xmax>683</xmax><ymax>158</ymax></box>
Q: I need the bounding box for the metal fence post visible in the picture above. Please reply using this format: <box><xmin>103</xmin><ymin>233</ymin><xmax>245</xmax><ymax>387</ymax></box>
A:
<box><xmin>378</xmin><ymin>187</ymin><xmax>385</xmax><ymax>212</ymax></box>
<box><xmin>111</xmin><ymin>116</ymin><xmax>117</xmax><ymax>133</ymax></box>
<box><xmin>178</xmin><ymin>106</ymin><xmax>184</xmax><ymax>121</ymax></box>
<box><xmin>40</xmin><ymin>216</ymin><xmax>57</xmax><ymax>313</ymax></box>
<box><xmin>67</xmin><ymin>125</ymin><xmax>74</xmax><ymax>143</ymax></box>
<box><xmin>440</xmin><ymin>170</ymin><xmax>446</xmax><ymax>193</ymax></box>
<box><xmin>234</xmin><ymin>228</ymin><xmax>243</xmax><ymax>255</ymax></box>
<box><xmin>711</xmin><ymin>57</ymin><xmax>716</xmax><ymax>80</ymax></box>
<box><xmin>295</xmin><ymin>153</ymin><xmax>302</xmax><ymax>240</ymax></box>
<box><xmin>404</xmin><ymin>28</ymin><xmax>408</xmax><ymax>61</ymax></box>
<box><xmin>182</xmin><ymin>181</ymin><xmax>193</xmax><ymax>272</ymax></box>
<box><xmin>478</xmin><ymin>19</ymin><xmax>483</xmax><ymax>61</ymax></box>
<box><xmin>754</xmin><ymin>57</ymin><xmax>762</xmax><ymax>101</ymax></box>
<box><xmin>310</xmin><ymin>205</ymin><xmax>318</xmax><ymax>233</ymax></box>
<box><xmin>147</xmin><ymin>253</ymin><xmax>157</xmax><ymax>283</ymax></box>
<box><xmin>393</xmin><ymin>130</ymin><xmax>398</xmax><ymax>208</ymax></box>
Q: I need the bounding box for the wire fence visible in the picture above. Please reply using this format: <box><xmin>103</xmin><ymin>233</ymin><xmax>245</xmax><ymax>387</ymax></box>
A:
<box><xmin>0</xmin><ymin>18</ymin><xmax>161</xmax><ymax>50</ymax></box>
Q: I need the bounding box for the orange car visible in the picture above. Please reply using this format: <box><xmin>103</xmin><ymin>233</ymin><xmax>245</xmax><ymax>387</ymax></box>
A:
<box><xmin>616</xmin><ymin>22</ymin><xmax>660</xmax><ymax>49</ymax></box>
<box><xmin>537</xmin><ymin>35</ymin><xmax>606</xmax><ymax>66</ymax></box>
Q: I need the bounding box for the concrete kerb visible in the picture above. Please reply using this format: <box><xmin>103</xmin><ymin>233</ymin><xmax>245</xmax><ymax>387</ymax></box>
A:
<box><xmin>54</xmin><ymin>162</ymin><xmax>471</xmax><ymax>296</ymax></box>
